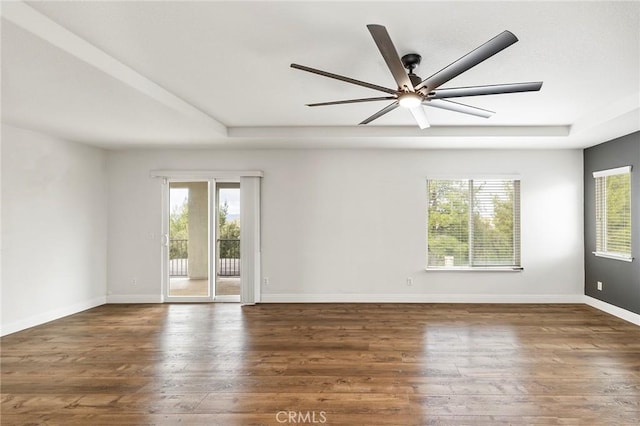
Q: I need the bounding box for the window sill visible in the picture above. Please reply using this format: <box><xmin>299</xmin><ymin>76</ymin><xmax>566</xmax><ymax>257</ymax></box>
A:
<box><xmin>425</xmin><ymin>266</ymin><xmax>524</xmax><ymax>272</ymax></box>
<box><xmin>592</xmin><ymin>252</ymin><xmax>633</xmax><ymax>262</ymax></box>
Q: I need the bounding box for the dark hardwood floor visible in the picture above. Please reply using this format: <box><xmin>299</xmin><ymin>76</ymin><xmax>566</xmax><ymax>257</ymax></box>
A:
<box><xmin>2</xmin><ymin>303</ymin><xmax>639</xmax><ymax>425</ymax></box>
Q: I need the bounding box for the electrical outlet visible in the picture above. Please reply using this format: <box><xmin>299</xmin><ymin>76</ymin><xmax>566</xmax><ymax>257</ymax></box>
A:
<box><xmin>131</xmin><ymin>278</ymin><xmax>137</xmax><ymax>286</ymax></box>
<box><xmin>263</xmin><ymin>277</ymin><xmax>269</xmax><ymax>286</ymax></box>
<box><xmin>406</xmin><ymin>277</ymin><xmax>413</xmax><ymax>286</ymax></box>
<box><xmin>597</xmin><ymin>281</ymin><xmax>603</xmax><ymax>291</ymax></box>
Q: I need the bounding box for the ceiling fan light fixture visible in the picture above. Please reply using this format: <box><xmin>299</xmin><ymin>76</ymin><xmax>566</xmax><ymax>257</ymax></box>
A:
<box><xmin>398</xmin><ymin>92</ymin><xmax>422</xmax><ymax>108</ymax></box>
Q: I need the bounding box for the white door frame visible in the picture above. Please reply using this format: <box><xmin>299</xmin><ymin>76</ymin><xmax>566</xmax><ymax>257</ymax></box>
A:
<box><xmin>162</xmin><ymin>178</ymin><xmax>216</xmax><ymax>303</ymax></box>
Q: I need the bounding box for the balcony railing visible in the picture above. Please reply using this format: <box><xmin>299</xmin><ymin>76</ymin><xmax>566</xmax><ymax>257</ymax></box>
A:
<box><xmin>218</xmin><ymin>239</ymin><xmax>240</xmax><ymax>277</ymax></box>
<box><xmin>169</xmin><ymin>239</ymin><xmax>188</xmax><ymax>276</ymax></box>
<box><xmin>169</xmin><ymin>238</ymin><xmax>240</xmax><ymax>277</ymax></box>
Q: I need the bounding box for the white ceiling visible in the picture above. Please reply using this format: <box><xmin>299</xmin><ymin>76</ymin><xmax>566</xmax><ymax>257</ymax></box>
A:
<box><xmin>1</xmin><ymin>1</ymin><xmax>639</xmax><ymax>149</ymax></box>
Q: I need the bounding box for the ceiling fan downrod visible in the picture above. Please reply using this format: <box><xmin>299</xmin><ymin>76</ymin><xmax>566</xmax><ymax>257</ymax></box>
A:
<box><xmin>401</xmin><ymin>53</ymin><xmax>423</xmax><ymax>88</ymax></box>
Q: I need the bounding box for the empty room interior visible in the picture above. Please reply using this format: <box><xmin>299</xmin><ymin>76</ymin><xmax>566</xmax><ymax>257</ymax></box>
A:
<box><xmin>1</xmin><ymin>1</ymin><xmax>640</xmax><ymax>425</ymax></box>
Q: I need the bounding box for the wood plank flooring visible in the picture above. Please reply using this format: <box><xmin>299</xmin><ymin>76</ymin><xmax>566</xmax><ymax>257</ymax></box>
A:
<box><xmin>2</xmin><ymin>303</ymin><xmax>639</xmax><ymax>425</ymax></box>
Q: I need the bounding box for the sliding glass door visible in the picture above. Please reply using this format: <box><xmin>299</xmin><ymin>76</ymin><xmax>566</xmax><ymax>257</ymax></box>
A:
<box><xmin>162</xmin><ymin>178</ymin><xmax>243</xmax><ymax>302</ymax></box>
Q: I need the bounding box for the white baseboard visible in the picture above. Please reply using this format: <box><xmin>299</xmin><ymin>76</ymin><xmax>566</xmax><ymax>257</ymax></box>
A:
<box><xmin>106</xmin><ymin>294</ymin><xmax>164</xmax><ymax>304</ymax></box>
<box><xmin>260</xmin><ymin>293</ymin><xmax>584</xmax><ymax>304</ymax></box>
<box><xmin>0</xmin><ymin>296</ymin><xmax>106</xmax><ymax>337</ymax></box>
<box><xmin>584</xmin><ymin>296</ymin><xmax>640</xmax><ymax>326</ymax></box>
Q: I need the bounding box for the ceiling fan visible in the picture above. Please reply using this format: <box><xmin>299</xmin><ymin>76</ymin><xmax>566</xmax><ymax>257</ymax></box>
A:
<box><xmin>291</xmin><ymin>25</ymin><xmax>542</xmax><ymax>129</ymax></box>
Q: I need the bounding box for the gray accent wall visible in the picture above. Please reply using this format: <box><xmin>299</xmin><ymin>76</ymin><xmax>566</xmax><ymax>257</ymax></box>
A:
<box><xmin>584</xmin><ymin>131</ymin><xmax>640</xmax><ymax>314</ymax></box>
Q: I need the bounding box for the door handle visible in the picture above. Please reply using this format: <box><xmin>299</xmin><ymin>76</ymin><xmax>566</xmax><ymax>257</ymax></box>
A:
<box><xmin>163</xmin><ymin>234</ymin><xmax>169</xmax><ymax>247</ymax></box>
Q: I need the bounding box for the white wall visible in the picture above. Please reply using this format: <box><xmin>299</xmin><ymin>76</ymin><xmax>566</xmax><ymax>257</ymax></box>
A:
<box><xmin>1</xmin><ymin>126</ymin><xmax>107</xmax><ymax>335</ymax></box>
<box><xmin>107</xmin><ymin>148</ymin><xmax>584</xmax><ymax>303</ymax></box>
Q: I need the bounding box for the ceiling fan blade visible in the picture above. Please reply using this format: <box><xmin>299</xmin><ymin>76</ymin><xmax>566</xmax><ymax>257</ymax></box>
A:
<box><xmin>359</xmin><ymin>101</ymin><xmax>399</xmax><ymax>125</ymax></box>
<box><xmin>425</xmin><ymin>99</ymin><xmax>494</xmax><ymax>118</ymax></box>
<box><xmin>307</xmin><ymin>96</ymin><xmax>396</xmax><ymax>107</ymax></box>
<box><xmin>409</xmin><ymin>106</ymin><xmax>430</xmax><ymax>129</ymax></box>
<box><xmin>366</xmin><ymin>24</ymin><xmax>414</xmax><ymax>91</ymax></box>
<box><xmin>430</xmin><ymin>82</ymin><xmax>543</xmax><ymax>99</ymax></box>
<box><xmin>415</xmin><ymin>30</ymin><xmax>519</xmax><ymax>92</ymax></box>
<box><xmin>291</xmin><ymin>63</ymin><xmax>396</xmax><ymax>95</ymax></box>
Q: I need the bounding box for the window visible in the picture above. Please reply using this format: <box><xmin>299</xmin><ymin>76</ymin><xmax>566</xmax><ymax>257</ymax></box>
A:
<box><xmin>427</xmin><ymin>178</ymin><xmax>521</xmax><ymax>269</ymax></box>
<box><xmin>593</xmin><ymin>166</ymin><xmax>632</xmax><ymax>261</ymax></box>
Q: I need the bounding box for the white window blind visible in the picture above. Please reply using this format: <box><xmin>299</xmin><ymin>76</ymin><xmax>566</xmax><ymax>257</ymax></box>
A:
<box><xmin>427</xmin><ymin>179</ymin><xmax>521</xmax><ymax>269</ymax></box>
<box><xmin>594</xmin><ymin>166</ymin><xmax>632</xmax><ymax>260</ymax></box>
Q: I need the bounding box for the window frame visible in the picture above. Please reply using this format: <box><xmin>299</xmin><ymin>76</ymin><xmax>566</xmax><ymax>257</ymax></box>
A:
<box><xmin>426</xmin><ymin>176</ymin><xmax>522</xmax><ymax>272</ymax></box>
<box><xmin>592</xmin><ymin>165</ymin><xmax>633</xmax><ymax>262</ymax></box>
